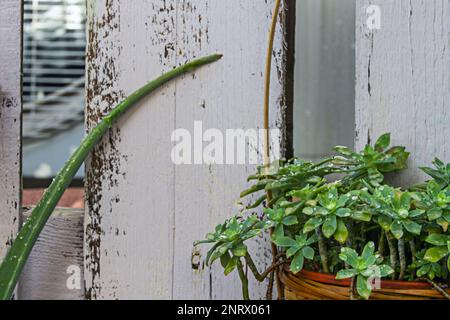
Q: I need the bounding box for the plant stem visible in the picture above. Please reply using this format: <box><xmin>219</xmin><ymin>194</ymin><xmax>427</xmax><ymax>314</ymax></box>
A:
<box><xmin>266</xmin><ymin>270</ymin><xmax>275</xmax><ymax>300</ymax></box>
<box><xmin>409</xmin><ymin>239</ymin><xmax>416</xmax><ymax>263</ymax></box>
<box><xmin>245</xmin><ymin>254</ymin><xmax>287</xmax><ymax>282</ymax></box>
<box><xmin>316</xmin><ymin>228</ymin><xmax>330</xmax><ymax>273</ymax></box>
<box><xmin>345</xmin><ymin>222</ymin><xmax>354</xmax><ymax>269</ymax></box>
<box><xmin>311</xmin><ymin>157</ymin><xmax>334</xmax><ymax>169</ymax></box>
<box><xmin>237</xmin><ymin>260</ymin><xmax>250</xmax><ymax>300</ymax></box>
<box><xmin>398</xmin><ymin>238</ymin><xmax>406</xmax><ymax>280</ymax></box>
<box><xmin>378</xmin><ymin>230</ymin><xmax>385</xmax><ymax>258</ymax></box>
<box><xmin>0</xmin><ymin>54</ymin><xmax>222</xmax><ymax>300</ymax></box>
<box><xmin>385</xmin><ymin>232</ymin><xmax>398</xmax><ymax>280</ymax></box>
<box><xmin>263</xmin><ymin>0</ymin><xmax>283</xmax><ymax>300</ymax></box>
<box><xmin>350</xmin><ymin>277</ymin><xmax>357</xmax><ymax>300</ymax></box>
<box><xmin>263</xmin><ymin>0</ymin><xmax>282</xmax><ymax>167</ymax></box>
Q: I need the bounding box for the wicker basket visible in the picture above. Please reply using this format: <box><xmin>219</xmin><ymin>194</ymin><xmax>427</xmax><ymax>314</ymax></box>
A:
<box><xmin>280</xmin><ymin>267</ymin><xmax>449</xmax><ymax>300</ymax></box>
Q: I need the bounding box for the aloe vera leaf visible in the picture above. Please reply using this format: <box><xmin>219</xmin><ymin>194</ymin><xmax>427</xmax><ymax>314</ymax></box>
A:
<box><xmin>0</xmin><ymin>54</ymin><xmax>222</xmax><ymax>300</ymax></box>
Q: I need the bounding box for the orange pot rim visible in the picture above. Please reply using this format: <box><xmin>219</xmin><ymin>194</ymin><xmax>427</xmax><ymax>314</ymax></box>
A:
<box><xmin>284</xmin><ymin>267</ymin><xmax>433</xmax><ymax>290</ymax></box>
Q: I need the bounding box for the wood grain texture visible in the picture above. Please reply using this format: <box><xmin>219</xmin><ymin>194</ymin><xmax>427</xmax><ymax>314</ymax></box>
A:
<box><xmin>19</xmin><ymin>208</ymin><xmax>84</xmax><ymax>300</ymax></box>
<box><xmin>356</xmin><ymin>0</ymin><xmax>450</xmax><ymax>186</ymax></box>
<box><xmin>85</xmin><ymin>0</ymin><xmax>293</xmax><ymax>299</ymax></box>
<box><xmin>0</xmin><ymin>0</ymin><xmax>22</xmax><ymax>261</ymax></box>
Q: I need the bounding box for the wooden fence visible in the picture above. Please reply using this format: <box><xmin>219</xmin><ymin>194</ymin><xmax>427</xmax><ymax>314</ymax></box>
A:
<box><xmin>0</xmin><ymin>0</ymin><xmax>448</xmax><ymax>299</ymax></box>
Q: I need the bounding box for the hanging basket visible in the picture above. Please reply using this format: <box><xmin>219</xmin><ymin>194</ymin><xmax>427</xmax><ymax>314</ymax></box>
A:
<box><xmin>280</xmin><ymin>267</ymin><xmax>449</xmax><ymax>300</ymax></box>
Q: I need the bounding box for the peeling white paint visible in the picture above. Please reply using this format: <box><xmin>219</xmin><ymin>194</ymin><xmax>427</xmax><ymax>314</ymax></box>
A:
<box><xmin>0</xmin><ymin>0</ymin><xmax>21</xmax><ymax>263</ymax></box>
<box><xmin>85</xmin><ymin>0</ymin><xmax>292</xmax><ymax>299</ymax></box>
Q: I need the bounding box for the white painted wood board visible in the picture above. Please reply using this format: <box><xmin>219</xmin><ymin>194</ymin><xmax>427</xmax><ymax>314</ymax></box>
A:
<box><xmin>85</xmin><ymin>0</ymin><xmax>293</xmax><ymax>299</ymax></box>
<box><xmin>0</xmin><ymin>0</ymin><xmax>22</xmax><ymax>263</ymax></box>
<box><xmin>356</xmin><ymin>0</ymin><xmax>450</xmax><ymax>186</ymax></box>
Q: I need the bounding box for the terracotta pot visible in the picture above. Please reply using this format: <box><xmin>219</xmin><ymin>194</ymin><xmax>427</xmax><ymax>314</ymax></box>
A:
<box><xmin>280</xmin><ymin>267</ymin><xmax>449</xmax><ymax>300</ymax></box>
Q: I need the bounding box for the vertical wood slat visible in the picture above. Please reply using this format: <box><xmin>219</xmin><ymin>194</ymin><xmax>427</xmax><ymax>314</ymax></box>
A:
<box><xmin>0</xmin><ymin>0</ymin><xmax>22</xmax><ymax>263</ymax></box>
<box><xmin>355</xmin><ymin>0</ymin><xmax>450</xmax><ymax>185</ymax></box>
<box><xmin>85</xmin><ymin>0</ymin><xmax>293</xmax><ymax>299</ymax></box>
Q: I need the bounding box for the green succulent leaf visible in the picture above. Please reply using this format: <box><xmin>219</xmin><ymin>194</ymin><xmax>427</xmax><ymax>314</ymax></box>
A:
<box><xmin>390</xmin><ymin>220</ymin><xmax>404</xmax><ymax>239</ymax></box>
<box><xmin>335</xmin><ymin>269</ymin><xmax>357</xmax><ymax>279</ymax></box>
<box><xmin>374</xmin><ymin>133</ymin><xmax>391</xmax><ymax>151</ymax></box>
<box><xmin>335</xmin><ymin>208</ymin><xmax>351</xmax><ymax>218</ymax></box>
<box><xmin>352</xmin><ymin>211</ymin><xmax>372</xmax><ymax>222</ymax></box>
<box><xmin>427</xmin><ymin>208</ymin><xmax>443</xmax><ymax>221</ymax></box>
<box><xmin>378</xmin><ymin>215</ymin><xmax>392</xmax><ymax>231</ymax></box>
<box><xmin>273</xmin><ymin>236</ymin><xmax>297</xmax><ymax>248</ymax></box>
<box><xmin>286</xmin><ymin>245</ymin><xmax>301</xmax><ymax>259</ymax></box>
<box><xmin>302</xmin><ymin>246</ymin><xmax>315</xmax><ymax>260</ymax></box>
<box><xmin>399</xmin><ymin>192</ymin><xmax>411</xmax><ymax>210</ymax></box>
<box><xmin>224</xmin><ymin>256</ymin><xmax>238</xmax><ymax>276</ymax></box>
<box><xmin>417</xmin><ymin>264</ymin><xmax>431</xmax><ymax>277</ymax></box>
<box><xmin>361</xmin><ymin>242</ymin><xmax>375</xmax><ymax>261</ymax></box>
<box><xmin>206</xmin><ymin>242</ymin><xmax>223</xmax><ymax>266</ymax></box>
<box><xmin>334</xmin><ymin>219</ymin><xmax>349</xmax><ymax>244</ymax></box>
<box><xmin>290</xmin><ymin>253</ymin><xmax>305</xmax><ymax>274</ymax></box>
<box><xmin>334</xmin><ymin>146</ymin><xmax>353</xmax><ymax>156</ymax></box>
<box><xmin>232</xmin><ymin>243</ymin><xmax>247</xmax><ymax>257</ymax></box>
<box><xmin>378</xmin><ymin>265</ymin><xmax>394</xmax><ymax>277</ymax></box>
<box><xmin>368</xmin><ymin>168</ymin><xmax>384</xmax><ymax>185</ymax></box>
<box><xmin>339</xmin><ymin>247</ymin><xmax>358</xmax><ymax>268</ymax></box>
<box><xmin>424</xmin><ymin>246</ymin><xmax>449</xmax><ymax>263</ymax></box>
<box><xmin>322</xmin><ymin>215</ymin><xmax>338</xmax><ymax>238</ymax></box>
<box><xmin>303</xmin><ymin>217</ymin><xmax>323</xmax><ymax>233</ymax></box>
<box><xmin>356</xmin><ymin>275</ymin><xmax>372</xmax><ymax>300</ymax></box>
<box><xmin>268</xmin><ymin>227</ymin><xmax>281</xmax><ymax>244</ymax></box>
<box><xmin>402</xmin><ymin>220</ymin><xmax>422</xmax><ymax>235</ymax></box>
<box><xmin>425</xmin><ymin>234</ymin><xmax>450</xmax><ymax>246</ymax></box>
<box><xmin>282</xmin><ymin>215</ymin><xmax>298</xmax><ymax>226</ymax></box>
<box><xmin>220</xmin><ymin>251</ymin><xmax>231</xmax><ymax>269</ymax></box>
<box><xmin>448</xmin><ymin>256</ymin><xmax>450</xmax><ymax>272</ymax></box>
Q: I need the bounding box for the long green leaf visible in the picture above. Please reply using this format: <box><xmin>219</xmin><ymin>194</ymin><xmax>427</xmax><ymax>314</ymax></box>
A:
<box><xmin>0</xmin><ymin>54</ymin><xmax>223</xmax><ymax>300</ymax></box>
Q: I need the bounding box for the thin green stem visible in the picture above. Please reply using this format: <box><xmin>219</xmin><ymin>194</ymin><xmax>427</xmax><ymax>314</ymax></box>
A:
<box><xmin>245</xmin><ymin>254</ymin><xmax>287</xmax><ymax>282</ymax></box>
<box><xmin>237</xmin><ymin>260</ymin><xmax>250</xmax><ymax>300</ymax></box>
<box><xmin>378</xmin><ymin>230</ymin><xmax>385</xmax><ymax>258</ymax></box>
<box><xmin>311</xmin><ymin>157</ymin><xmax>334</xmax><ymax>169</ymax></box>
<box><xmin>0</xmin><ymin>54</ymin><xmax>222</xmax><ymax>300</ymax></box>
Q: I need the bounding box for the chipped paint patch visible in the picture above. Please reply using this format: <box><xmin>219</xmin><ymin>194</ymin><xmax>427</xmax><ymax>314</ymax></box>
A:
<box><xmin>84</xmin><ymin>0</ymin><xmax>125</xmax><ymax>300</ymax></box>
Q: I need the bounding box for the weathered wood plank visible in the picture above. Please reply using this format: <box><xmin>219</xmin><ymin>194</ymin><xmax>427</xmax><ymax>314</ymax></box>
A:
<box><xmin>0</xmin><ymin>0</ymin><xmax>22</xmax><ymax>262</ymax></box>
<box><xmin>356</xmin><ymin>0</ymin><xmax>450</xmax><ymax>185</ymax></box>
<box><xmin>19</xmin><ymin>208</ymin><xmax>84</xmax><ymax>300</ymax></box>
<box><xmin>172</xmin><ymin>0</ymin><xmax>292</xmax><ymax>300</ymax></box>
<box><xmin>84</xmin><ymin>0</ymin><xmax>177</xmax><ymax>300</ymax></box>
<box><xmin>85</xmin><ymin>0</ymin><xmax>293</xmax><ymax>299</ymax></box>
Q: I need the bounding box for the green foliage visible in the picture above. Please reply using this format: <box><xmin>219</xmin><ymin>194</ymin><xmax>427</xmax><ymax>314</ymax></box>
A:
<box><xmin>194</xmin><ymin>215</ymin><xmax>265</xmax><ymax>269</ymax></box>
<box><xmin>408</xmin><ymin>249</ymin><xmax>448</xmax><ymax>281</ymax></box>
<box><xmin>336</xmin><ymin>242</ymin><xmax>393</xmax><ymax>299</ymax></box>
<box><xmin>369</xmin><ymin>186</ymin><xmax>424</xmax><ymax>239</ymax></box>
<box><xmin>196</xmin><ymin>133</ymin><xmax>450</xmax><ymax>300</ymax></box>
<box><xmin>420</xmin><ymin>158</ymin><xmax>450</xmax><ymax>188</ymax></box>
<box><xmin>302</xmin><ymin>187</ymin><xmax>350</xmax><ymax>243</ymax></box>
<box><xmin>273</xmin><ymin>233</ymin><xmax>316</xmax><ymax>274</ymax></box>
